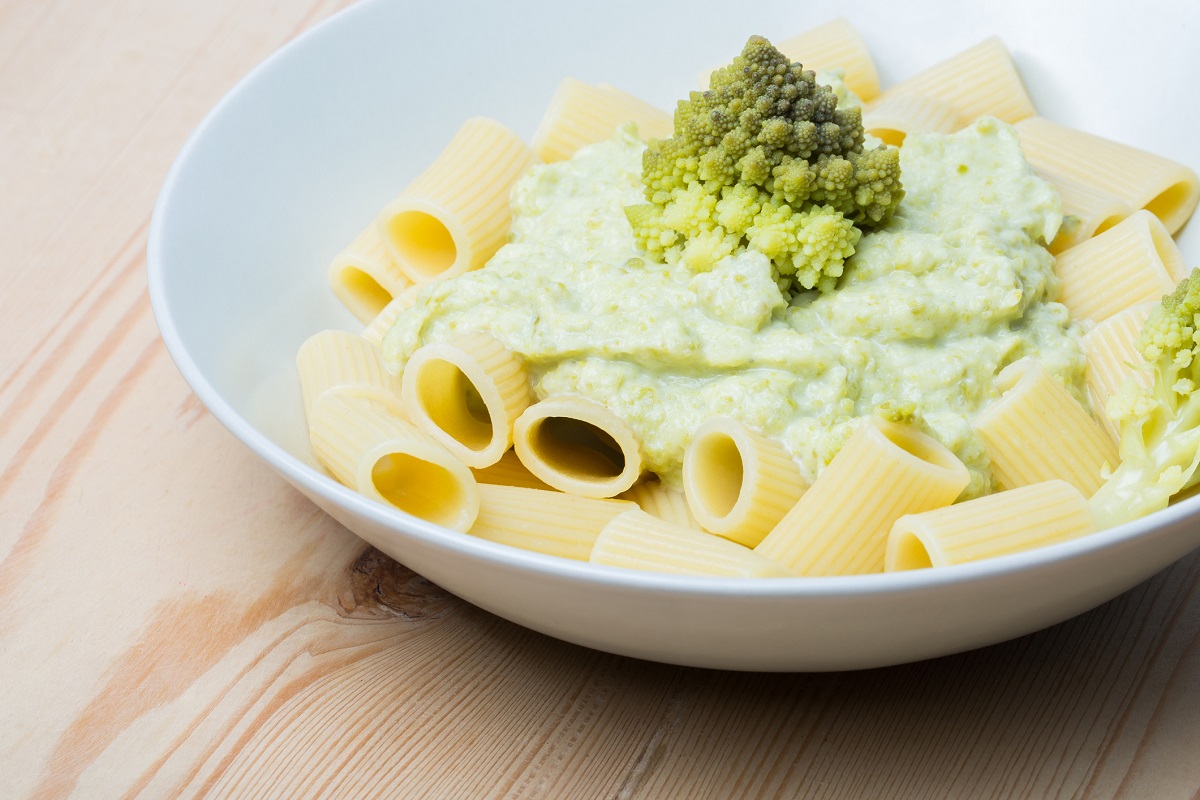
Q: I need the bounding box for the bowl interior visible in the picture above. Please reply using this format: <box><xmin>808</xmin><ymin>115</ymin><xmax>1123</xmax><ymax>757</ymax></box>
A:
<box><xmin>148</xmin><ymin>0</ymin><xmax>1200</xmax><ymax>670</ymax></box>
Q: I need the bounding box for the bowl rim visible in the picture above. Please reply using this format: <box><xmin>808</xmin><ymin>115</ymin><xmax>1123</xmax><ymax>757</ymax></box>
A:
<box><xmin>145</xmin><ymin>0</ymin><xmax>1200</xmax><ymax>604</ymax></box>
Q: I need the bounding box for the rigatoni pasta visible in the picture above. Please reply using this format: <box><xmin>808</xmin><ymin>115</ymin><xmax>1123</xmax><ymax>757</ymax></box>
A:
<box><xmin>471</xmin><ymin>449</ymin><xmax>554</xmax><ymax>491</ymax></box>
<box><xmin>1042</xmin><ymin>172</ymin><xmax>1133</xmax><ymax>254</ymax></box>
<box><xmin>1015</xmin><ymin>116</ymin><xmax>1200</xmax><ymax>235</ymax></box>
<box><xmin>620</xmin><ymin>478</ymin><xmax>700</xmax><ymax>529</ymax></box>
<box><xmin>307</xmin><ymin>394</ymin><xmax>479</xmax><ymax>532</ymax></box>
<box><xmin>1081</xmin><ymin>302</ymin><xmax>1157</xmax><ymax>441</ymax></box>
<box><xmin>401</xmin><ymin>332</ymin><xmax>530</xmax><ymax>468</ymax></box>
<box><xmin>754</xmin><ymin>417</ymin><xmax>970</xmax><ymax>576</ymax></box>
<box><xmin>328</xmin><ymin>223</ymin><xmax>414</xmax><ymax>324</ymax></box>
<box><xmin>361</xmin><ymin>286</ymin><xmax>423</xmax><ymax>347</ymax></box>
<box><xmin>468</xmin><ymin>484</ymin><xmax>634</xmax><ymax>560</ymax></box>
<box><xmin>878</xmin><ymin>37</ymin><xmax>1035</xmax><ymax>125</ymax></box>
<box><xmin>378</xmin><ymin>117</ymin><xmax>536</xmax><ymax>283</ymax></box>
<box><xmin>532</xmin><ymin>79</ymin><xmax>672</xmax><ymax>163</ymax></box>
<box><xmin>512</xmin><ymin>395</ymin><xmax>642</xmax><ymax>498</ymax></box>
<box><xmin>886</xmin><ymin>480</ymin><xmax>1093</xmax><ymax>570</ymax></box>
<box><xmin>591</xmin><ymin>509</ymin><xmax>795</xmax><ymax>577</ymax></box>
<box><xmin>972</xmin><ymin>358</ymin><xmax>1117</xmax><ymax>496</ymax></box>
<box><xmin>862</xmin><ymin>94</ymin><xmax>964</xmax><ymax>146</ymax></box>
<box><xmin>682</xmin><ymin>416</ymin><xmax>806</xmax><ymax>547</ymax></box>
<box><xmin>1053</xmin><ymin>210</ymin><xmax>1184</xmax><ymax>323</ymax></box>
<box><xmin>296</xmin><ymin>330</ymin><xmax>404</xmax><ymax>421</ymax></box>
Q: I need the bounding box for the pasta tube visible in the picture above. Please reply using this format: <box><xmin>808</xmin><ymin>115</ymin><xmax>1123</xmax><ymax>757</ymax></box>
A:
<box><xmin>972</xmin><ymin>358</ymin><xmax>1117</xmax><ymax>496</ymax></box>
<box><xmin>1081</xmin><ymin>302</ymin><xmax>1157</xmax><ymax>441</ymax></box>
<box><xmin>378</xmin><ymin>117</ymin><xmax>536</xmax><ymax>283</ymax></box>
<box><xmin>468</xmin><ymin>484</ymin><xmax>635</xmax><ymax>560</ymax></box>
<box><xmin>591</xmin><ymin>509</ymin><xmax>795</xmax><ymax>578</ymax></box>
<box><xmin>328</xmin><ymin>222</ymin><xmax>413</xmax><ymax>323</ymax></box>
<box><xmin>296</xmin><ymin>330</ymin><xmax>404</xmax><ymax>421</ymax></box>
<box><xmin>620</xmin><ymin>478</ymin><xmax>699</xmax><ymax>529</ymax></box>
<box><xmin>863</xmin><ymin>94</ymin><xmax>964</xmax><ymax>146</ymax></box>
<box><xmin>682</xmin><ymin>416</ymin><xmax>807</xmax><ymax>547</ymax></box>
<box><xmin>1053</xmin><ymin>210</ymin><xmax>1184</xmax><ymax>324</ymax></box>
<box><xmin>361</xmin><ymin>285</ymin><xmax>423</xmax><ymax>347</ymax></box>
<box><xmin>1015</xmin><ymin>116</ymin><xmax>1200</xmax><ymax>235</ymax></box>
<box><xmin>754</xmin><ymin>417</ymin><xmax>970</xmax><ymax>576</ymax></box>
<box><xmin>1042</xmin><ymin>171</ymin><xmax>1132</xmax><ymax>254</ymax></box>
<box><xmin>471</xmin><ymin>449</ymin><xmax>553</xmax><ymax>491</ymax></box>
<box><xmin>512</xmin><ymin>395</ymin><xmax>642</xmax><ymax>498</ymax></box>
<box><xmin>879</xmin><ymin>37</ymin><xmax>1035</xmax><ymax>125</ymax></box>
<box><xmin>401</xmin><ymin>332</ymin><xmax>530</xmax><ymax>468</ymax></box>
<box><xmin>307</xmin><ymin>394</ymin><xmax>479</xmax><ymax>531</ymax></box>
<box><xmin>532</xmin><ymin>79</ymin><xmax>672</xmax><ymax>163</ymax></box>
<box><xmin>886</xmin><ymin>480</ymin><xmax>1094</xmax><ymax>570</ymax></box>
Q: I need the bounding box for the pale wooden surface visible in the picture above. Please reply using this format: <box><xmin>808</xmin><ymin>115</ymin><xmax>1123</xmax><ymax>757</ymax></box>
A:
<box><xmin>2</xmin><ymin>1</ymin><xmax>1200</xmax><ymax>797</ymax></box>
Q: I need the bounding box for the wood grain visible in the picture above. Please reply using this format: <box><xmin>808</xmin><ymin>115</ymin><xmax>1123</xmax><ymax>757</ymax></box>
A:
<box><xmin>1</xmin><ymin>1</ymin><xmax>1199</xmax><ymax>798</ymax></box>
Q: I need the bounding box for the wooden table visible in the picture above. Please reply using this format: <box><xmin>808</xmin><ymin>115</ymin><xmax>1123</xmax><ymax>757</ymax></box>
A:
<box><xmin>2</xmin><ymin>1</ymin><xmax>1200</xmax><ymax>797</ymax></box>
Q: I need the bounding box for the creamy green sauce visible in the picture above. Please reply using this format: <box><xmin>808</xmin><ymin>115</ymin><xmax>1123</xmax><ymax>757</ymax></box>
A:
<box><xmin>382</xmin><ymin>117</ymin><xmax>1085</xmax><ymax>499</ymax></box>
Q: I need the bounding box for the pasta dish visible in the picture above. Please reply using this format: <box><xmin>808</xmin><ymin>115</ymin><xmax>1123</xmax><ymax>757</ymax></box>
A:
<box><xmin>294</xmin><ymin>21</ymin><xmax>1200</xmax><ymax>578</ymax></box>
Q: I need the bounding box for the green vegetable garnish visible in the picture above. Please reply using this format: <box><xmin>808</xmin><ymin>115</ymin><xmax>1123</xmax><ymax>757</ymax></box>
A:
<box><xmin>1092</xmin><ymin>269</ymin><xmax>1200</xmax><ymax>527</ymax></box>
<box><xmin>626</xmin><ymin>34</ymin><xmax>903</xmax><ymax>294</ymax></box>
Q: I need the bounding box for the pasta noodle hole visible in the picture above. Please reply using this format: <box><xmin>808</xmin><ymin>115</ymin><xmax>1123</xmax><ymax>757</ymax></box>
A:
<box><xmin>337</xmin><ymin>266</ymin><xmax>393</xmax><ymax>318</ymax></box>
<box><xmin>417</xmin><ymin>359</ymin><xmax>494</xmax><ymax>451</ymax></box>
<box><xmin>993</xmin><ymin>358</ymin><xmax>1034</xmax><ymax>395</ymax></box>
<box><xmin>386</xmin><ymin>210</ymin><xmax>457</xmax><ymax>277</ymax></box>
<box><xmin>371</xmin><ymin>452</ymin><xmax>465</xmax><ymax>525</ymax></box>
<box><xmin>1145</xmin><ymin>182</ymin><xmax>1192</xmax><ymax>231</ymax></box>
<box><xmin>1148</xmin><ymin>213</ymin><xmax>1187</xmax><ymax>280</ymax></box>
<box><xmin>868</xmin><ymin>128</ymin><xmax>905</xmax><ymax>147</ymax></box>
<box><xmin>692</xmin><ymin>432</ymin><xmax>744</xmax><ymax>519</ymax></box>
<box><xmin>1093</xmin><ymin>215</ymin><xmax>1123</xmax><ymax>236</ymax></box>
<box><xmin>889</xmin><ymin>529</ymin><xmax>935</xmax><ymax>571</ymax></box>
<box><xmin>878</xmin><ymin>421</ymin><xmax>962</xmax><ymax>472</ymax></box>
<box><xmin>533</xmin><ymin>417</ymin><xmax>625</xmax><ymax>479</ymax></box>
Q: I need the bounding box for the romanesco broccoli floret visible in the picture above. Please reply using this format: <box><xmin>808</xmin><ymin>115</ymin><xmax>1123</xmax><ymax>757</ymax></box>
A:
<box><xmin>1091</xmin><ymin>269</ymin><xmax>1200</xmax><ymax>528</ymax></box>
<box><xmin>625</xmin><ymin>35</ymin><xmax>903</xmax><ymax>294</ymax></box>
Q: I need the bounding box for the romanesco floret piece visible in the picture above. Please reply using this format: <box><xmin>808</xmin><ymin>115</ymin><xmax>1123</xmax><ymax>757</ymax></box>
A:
<box><xmin>626</xmin><ymin>35</ymin><xmax>903</xmax><ymax>294</ymax></box>
<box><xmin>1091</xmin><ymin>269</ymin><xmax>1200</xmax><ymax>528</ymax></box>
<box><xmin>746</xmin><ymin>203</ymin><xmax>860</xmax><ymax>293</ymax></box>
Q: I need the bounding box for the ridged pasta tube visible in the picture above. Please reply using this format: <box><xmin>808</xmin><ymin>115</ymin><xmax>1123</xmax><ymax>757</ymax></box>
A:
<box><xmin>401</xmin><ymin>332</ymin><xmax>530</xmax><ymax>468</ymax></box>
<box><xmin>1041</xmin><ymin>171</ymin><xmax>1132</xmax><ymax>254</ymax></box>
<box><xmin>328</xmin><ymin>223</ymin><xmax>413</xmax><ymax>323</ymax></box>
<box><xmin>471</xmin><ymin>450</ymin><xmax>553</xmax><ymax>491</ymax></box>
<box><xmin>591</xmin><ymin>510</ymin><xmax>795</xmax><ymax>578</ymax></box>
<box><xmin>307</xmin><ymin>394</ymin><xmax>479</xmax><ymax>531</ymax></box>
<box><xmin>863</xmin><ymin>94</ymin><xmax>964</xmax><ymax>146</ymax></box>
<box><xmin>754</xmin><ymin>417</ymin><xmax>970</xmax><ymax>576</ymax></box>
<box><xmin>682</xmin><ymin>416</ymin><xmax>807</xmax><ymax>547</ymax></box>
<box><xmin>361</xmin><ymin>285</ymin><xmax>423</xmax><ymax>347</ymax></box>
<box><xmin>620</xmin><ymin>479</ymin><xmax>700</xmax><ymax>530</ymax></box>
<box><xmin>1015</xmin><ymin>116</ymin><xmax>1200</xmax><ymax>235</ymax></box>
<box><xmin>296</xmin><ymin>330</ymin><xmax>404</xmax><ymax>421</ymax></box>
<box><xmin>1081</xmin><ymin>302</ymin><xmax>1157</xmax><ymax>441</ymax></box>
<box><xmin>972</xmin><ymin>359</ymin><xmax>1117</xmax><ymax>497</ymax></box>
<box><xmin>879</xmin><ymin>37</ymin><xmax>1035</xmax><ymax>124</ymax></box>
<box><xmin>532</xmin><ymin>79</ymin><xmax>672</xmax><ymax>163</ymax></box>
<box><xmin>1053</xmin><ymin>210</ymin><xmax>1185</xmax><ymax>324</ymax></box>
<box><xmin>886</xmin><ymin>480</ymin><xmax>1094</xmax><ymax>570</ymax></box>
<box><xmin>513</xmin><ymin>395</ymin><xmax>642</xmax><ymax>498</ymax></box>
<box><xmin>468</xmin><ymin>484</ymin><xmax>635</xmax><ymax>560</ymax></box>
<box><xmin>378</xmin><ymin>117</ymin><xmax>536</xmax><ymax>283</ymax></box>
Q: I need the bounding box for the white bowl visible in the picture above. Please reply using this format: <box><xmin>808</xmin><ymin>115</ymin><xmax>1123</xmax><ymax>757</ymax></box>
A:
<box><xmin>147</xmin><ymin>0</ymin><xmax>1200</xmax><ymax>671</ymax></box>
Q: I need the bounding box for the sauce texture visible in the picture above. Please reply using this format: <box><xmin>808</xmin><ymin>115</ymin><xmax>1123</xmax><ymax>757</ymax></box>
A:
<box><xmin>382</xmin><ymin>117</ymin><xmax>1084</xmax><ymax>498</ymax></box>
